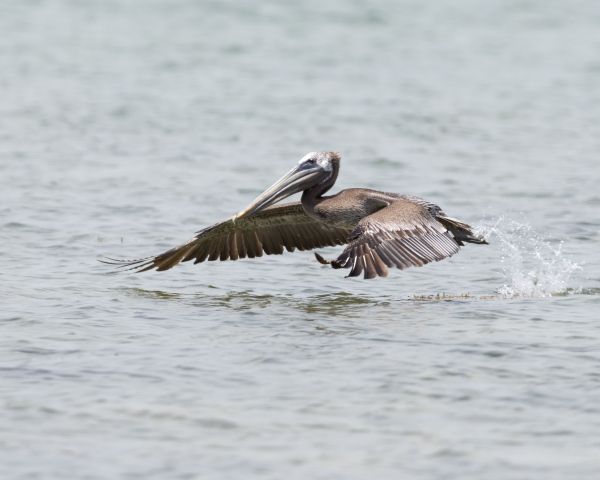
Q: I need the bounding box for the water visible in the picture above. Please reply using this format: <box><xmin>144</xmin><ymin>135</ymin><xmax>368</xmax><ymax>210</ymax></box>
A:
<box><xmin>2</xmin><ymin>0</ymin><xmax>600</xmax><ymax>478</ymax></box>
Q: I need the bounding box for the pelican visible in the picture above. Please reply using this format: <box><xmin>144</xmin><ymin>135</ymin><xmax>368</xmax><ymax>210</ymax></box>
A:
<box><xmin>104</xmin><ymin>152</ymin><xmax>487</xmax><ymax>279</ymax></box>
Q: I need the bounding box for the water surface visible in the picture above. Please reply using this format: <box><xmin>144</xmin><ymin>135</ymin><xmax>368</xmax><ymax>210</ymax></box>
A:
<box><xmin>2</xmin><ymin>1</ymin><xmax>600</xmax><ymax>479</ymax></box>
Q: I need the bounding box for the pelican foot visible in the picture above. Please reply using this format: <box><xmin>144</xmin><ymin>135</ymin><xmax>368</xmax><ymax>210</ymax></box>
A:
<box><xmin>314</xmin><ymin>252</ymin><xmax>332</xmax><ymax>265</ymax></box>
<box><xmin>314</xmin><ymin>252</ymin><xmax>346</xmax><ymax>269</ymax></box>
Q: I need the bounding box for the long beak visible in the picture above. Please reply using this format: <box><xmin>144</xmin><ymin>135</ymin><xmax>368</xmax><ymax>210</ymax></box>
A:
<box><xmin>234</xmin><ymin>165</ymin><xmax>327</xmax><ymax>220</ymax></box>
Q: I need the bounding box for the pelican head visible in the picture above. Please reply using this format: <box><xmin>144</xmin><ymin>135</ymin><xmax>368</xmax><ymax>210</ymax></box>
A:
<box><xmin>234</xmin><ymin>151</ymin><xmax>339</xmax><ymax>220</ymax></box>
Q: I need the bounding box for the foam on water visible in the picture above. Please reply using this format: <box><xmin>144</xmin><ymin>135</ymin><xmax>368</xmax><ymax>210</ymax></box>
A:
<box><xmin>478</xmin><ymin>217</ymin><xmax>580</xmax><ymax>298</ymax></box>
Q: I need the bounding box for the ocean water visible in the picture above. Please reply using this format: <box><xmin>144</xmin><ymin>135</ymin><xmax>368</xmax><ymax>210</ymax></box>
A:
<box><xmin>2</xmin><ymin>0</ymin><xmax>600</xmax><ymax>479</ymax></box>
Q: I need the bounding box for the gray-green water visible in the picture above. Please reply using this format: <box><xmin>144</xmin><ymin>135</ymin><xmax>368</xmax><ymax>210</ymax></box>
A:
<box><xmin>2</xmin><ymin>1</ymin><xmax>600</xmax><ymax>479</ymax></box>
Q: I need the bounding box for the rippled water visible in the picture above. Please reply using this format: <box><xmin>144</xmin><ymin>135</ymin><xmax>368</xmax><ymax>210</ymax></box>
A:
<box><xmin>2</xmin><ymin>1</ymin><xmax>600</xmax><ymax>479</ymax></box>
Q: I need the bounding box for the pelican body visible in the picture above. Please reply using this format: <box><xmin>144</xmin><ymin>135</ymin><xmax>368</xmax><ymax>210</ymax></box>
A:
<box><xmin>106</xmin><ymin>152</ymin><xmax>487</xmax><ymax>279</ymax></box>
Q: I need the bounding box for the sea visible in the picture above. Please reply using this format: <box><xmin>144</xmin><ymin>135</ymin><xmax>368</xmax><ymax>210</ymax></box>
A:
<box><xmin>1</xmin><ymin>0</ymin><xmax>599</xmax><ymax>479</ymax></box>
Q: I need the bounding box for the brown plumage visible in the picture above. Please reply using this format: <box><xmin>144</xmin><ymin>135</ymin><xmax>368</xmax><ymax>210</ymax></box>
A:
<box><xmin>104</xmin><ymin>203</ymin><xmax>351</xmax><ymax>272</ymax></box>
<box><xmin>103</xmin><ymin>151</ymin><xmax>487</xmax><ymax>279</ymax></box>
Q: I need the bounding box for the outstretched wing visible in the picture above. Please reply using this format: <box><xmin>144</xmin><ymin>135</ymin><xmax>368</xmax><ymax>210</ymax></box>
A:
<box><xmin>332</xmin><ymin>198</ymin><xmax>460</xmax><ymax>279</ymax></box>
<box><xmin>102</xmin><ymin>202</ymin><xmax>351</xmax><ymax>272</ymax></box>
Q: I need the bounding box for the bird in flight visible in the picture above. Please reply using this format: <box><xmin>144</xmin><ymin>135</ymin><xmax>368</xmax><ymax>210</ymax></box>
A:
<box><xmin>103</xmin><ymin>152</ymin><xmax>487</xmax><ymax>279</ymax></box>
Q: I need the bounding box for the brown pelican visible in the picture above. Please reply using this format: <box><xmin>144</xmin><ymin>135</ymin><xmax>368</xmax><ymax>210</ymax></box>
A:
<box><xmin>105</xmin><ymin>152</ymin><xmax>487</xmax><ymax>279</ymax></box>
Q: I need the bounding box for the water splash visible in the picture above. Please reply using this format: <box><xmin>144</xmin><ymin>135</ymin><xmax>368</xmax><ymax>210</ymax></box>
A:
<box><xmin>478</xmin><ymin>217</ymin><xmax>580</xmax><ymax>298</ymax></box>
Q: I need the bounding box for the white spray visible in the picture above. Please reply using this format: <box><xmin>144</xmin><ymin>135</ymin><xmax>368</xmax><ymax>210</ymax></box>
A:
<box><xmin>477</xmin><ymin>217</ymin><xmax>580</xmax><ymax>298</ymax></box>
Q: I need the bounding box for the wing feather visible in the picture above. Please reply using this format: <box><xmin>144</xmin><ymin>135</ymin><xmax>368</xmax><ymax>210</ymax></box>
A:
<box><xmin>332</xmin><ymin>198</ymin><xmax>460</xmax><ymax>279</ymax></box>
<box><xmin>103</xmin><ymin>202</ymin><xmax>351</xmax><ymax>272</ymax></box>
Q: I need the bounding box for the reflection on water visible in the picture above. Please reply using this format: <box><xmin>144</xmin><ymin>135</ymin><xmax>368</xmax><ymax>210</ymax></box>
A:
<box><xmin>299</xmin><ymin>292</ymin><xmax>387</xmax><ymax>317</ymax></box>
<box><xmin>124</xmin><ymin>288</ymin><xmax>184</xmax><ymax>300</ymax></box>
<box><xmin>123</xmin><ymin>287</ymin><xmax>385</xmax><ymax>315</ymax></box>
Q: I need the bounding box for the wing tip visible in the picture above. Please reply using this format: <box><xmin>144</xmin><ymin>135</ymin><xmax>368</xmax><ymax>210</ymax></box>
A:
<box><xmin>98</xmin><ymin>256</ymin><xmax>156</xmax><ymax>273</ymax></box>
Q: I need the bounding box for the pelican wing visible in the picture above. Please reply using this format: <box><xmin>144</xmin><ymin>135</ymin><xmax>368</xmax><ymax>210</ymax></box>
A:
<box><xmin>332</xmin><ymin>198</ymin><xmax>460</xmax><ymax>279</ymax></box>
<box><xmin>103</xmin><ymin>202</ymin><xmax>351</xmax><ymax>272</ymax></box>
